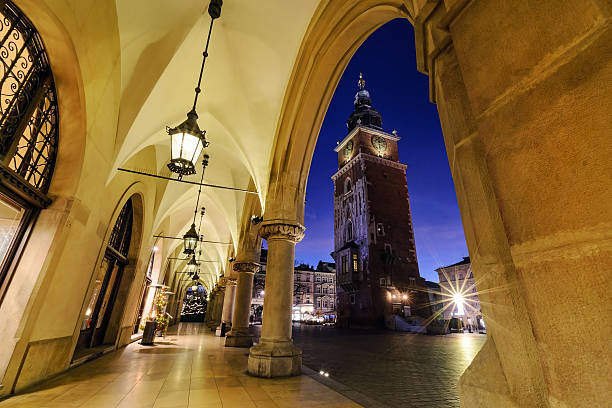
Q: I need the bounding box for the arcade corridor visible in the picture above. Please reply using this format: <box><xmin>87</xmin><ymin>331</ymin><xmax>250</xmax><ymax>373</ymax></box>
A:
<box><xmin>0</xmin><ymin>1</ymin><xmax>609</xmax><ymax>407</ymax></box>
<box><xmin>0</xmin><ymin>324</ymin><xmax>360</xmax><ymax>408</ymax></box>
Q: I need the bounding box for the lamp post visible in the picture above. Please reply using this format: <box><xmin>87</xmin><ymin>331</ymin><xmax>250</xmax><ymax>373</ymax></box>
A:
<box><xmin>453</xmin><ymin>293</ymin><xmax>465</xmax><ymax>333</ymax></box>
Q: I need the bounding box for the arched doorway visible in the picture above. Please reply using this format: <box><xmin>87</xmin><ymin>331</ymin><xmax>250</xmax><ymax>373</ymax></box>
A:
<box><xmin>74</xmin><ymin>198</ymin><xmax>134</xmax><ymax>354</ymax></box>
<box><xmin>180</xmin><ymin>284</ymin><xmax>207</xmax><ymax>322</ymax></box>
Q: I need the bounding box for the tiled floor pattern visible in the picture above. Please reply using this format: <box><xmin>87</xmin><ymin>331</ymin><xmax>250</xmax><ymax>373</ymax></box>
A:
<box><xmin>0</xmin><ymin>324</ymin><xmax>362</xmax><ymax>408</ymax></box>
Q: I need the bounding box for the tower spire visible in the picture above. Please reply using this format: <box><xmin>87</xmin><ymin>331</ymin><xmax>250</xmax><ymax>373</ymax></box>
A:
<box><xmin>358</xmin><ymin>72</ymin><xmax>365</xmax><ymax>90</ymax></box>
<box><xmin>346</xmin><ymin>72</ymin><xmax>383</xmax><ymax>133</ymax></box>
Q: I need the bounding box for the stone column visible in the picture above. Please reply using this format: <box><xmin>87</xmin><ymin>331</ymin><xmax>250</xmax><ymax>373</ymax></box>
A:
<box><xmin>225</xmin><ymin>262</ymin><xmax>260</xmax><ymax>347</ymax></box>
<box><xmin>207</xmin><ymin>285</ymin><xmax>225</xmax><ymax>330</ymax></box>
<box><xmin>216</xmin><ymin>278</ymin><xmax>236</xmax><ymax>336</ymax></box>
<box><xmin>205</xmin><ymin>290</ymin><xmax>216</xmax><ymax>328</ymax></box>
<box><xmin>248</xmin><ymin>222</ymin><xmax>304</xmax><ymax>377</ymax></box>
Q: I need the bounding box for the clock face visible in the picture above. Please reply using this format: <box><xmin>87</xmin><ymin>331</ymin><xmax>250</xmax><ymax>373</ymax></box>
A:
<box><xmin>343</xmin><ymin>140</ymin><xmax>353</xmax><ymax>158</ymax></box>
<box><xmin>372</xmin><ymin>135</ymin><xmax>387</xmax><ymax>153</ymax></box>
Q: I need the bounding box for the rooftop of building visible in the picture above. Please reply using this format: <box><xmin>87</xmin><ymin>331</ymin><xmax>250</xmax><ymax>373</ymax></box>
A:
<box><xmin>435</xmin><ymin>256</ymin><xmax>471</xmax><ymax>271</ymax></box>
<box><xmin>425</xmin><ymin>281</ymin><xmax>441</xmax><ymax>289</ymax></box>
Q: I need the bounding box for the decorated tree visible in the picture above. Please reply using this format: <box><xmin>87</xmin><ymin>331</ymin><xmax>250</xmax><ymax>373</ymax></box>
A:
<box><xmin>155</xmin><ymin>292</ymin><xmax>169</xmax><ymax>334</ymax></box>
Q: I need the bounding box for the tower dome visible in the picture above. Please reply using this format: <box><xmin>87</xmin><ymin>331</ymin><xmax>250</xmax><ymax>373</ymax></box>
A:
<box><xmin>346</xmin><ymin>73</ymin><xmax>383</xmax><ymax>133</ymax></box>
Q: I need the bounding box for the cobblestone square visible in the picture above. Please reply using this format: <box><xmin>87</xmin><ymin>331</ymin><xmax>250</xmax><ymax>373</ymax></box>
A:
<box><xmin>291</xmin><ymin>325</ymin><xmax>486</xmax><ymax>408</ymax></box>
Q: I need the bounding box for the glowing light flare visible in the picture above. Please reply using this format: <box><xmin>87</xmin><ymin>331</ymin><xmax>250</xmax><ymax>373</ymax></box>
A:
<box><xmin>453</xmin><ymin>293</ymin><xmax>465</xmax><ymax>316</ymax></box>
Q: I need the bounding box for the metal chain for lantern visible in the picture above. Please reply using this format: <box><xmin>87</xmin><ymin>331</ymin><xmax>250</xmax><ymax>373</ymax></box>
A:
<box><xmin>175</xmin><ymin>0</ymin><xmax>222</xmax><ymax>255</ymax></box>
<box><xmin>166</xmin><ymin>0</ymin><xmax>222</xmax><ymax>178</ymax></box>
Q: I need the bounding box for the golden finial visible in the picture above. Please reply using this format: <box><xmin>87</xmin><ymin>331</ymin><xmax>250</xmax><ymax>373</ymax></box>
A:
<box><xmin>358</xmin><ymin>72</ymin><xmax>365</xmax><ymax>90</ymax></box>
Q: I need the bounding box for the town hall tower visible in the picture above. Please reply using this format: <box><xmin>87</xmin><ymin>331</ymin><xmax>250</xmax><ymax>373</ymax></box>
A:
<box><xmin>332</xmin><ymin>74</ymin><xmax>427</xmax><ymax>328</ymax></box>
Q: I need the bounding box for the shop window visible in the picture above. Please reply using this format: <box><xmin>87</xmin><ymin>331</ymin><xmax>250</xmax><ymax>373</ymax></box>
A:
<box><xmin>0</xmin><ymin>1</ymin><xmax>59</xmax><ymax>300</ymax></box>
<box><xmin>352</xmin><ymin>253</ymin><xmax>358</xmax><ymax>272</ymax></box>
<box><xmin>75</xmin><ymin>199</ymin><xmax>133</xmax><ymax>353</ymax></box>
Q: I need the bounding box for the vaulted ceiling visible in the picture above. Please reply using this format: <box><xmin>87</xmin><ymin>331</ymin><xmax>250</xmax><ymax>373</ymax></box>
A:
<box><xmin>110</xmin><ymin>0</ymin><xmax>321</xmax><ymax>284</ymax></box>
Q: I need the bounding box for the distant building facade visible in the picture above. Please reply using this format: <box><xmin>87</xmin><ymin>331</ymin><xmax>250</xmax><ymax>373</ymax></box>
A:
<box><xmin>331</xmin><ymin>74</ymin><xmax>429</xmax><ymax>328</ymax></box>
<box><xmin>436</xmin><ymin>257</ymin><xmax>485</xmax><ymax>332</ymax></box>
<box><xmin>251</xmin><ymin>250</ymin><xmax>336</xmax><ymax>322</ymax></box>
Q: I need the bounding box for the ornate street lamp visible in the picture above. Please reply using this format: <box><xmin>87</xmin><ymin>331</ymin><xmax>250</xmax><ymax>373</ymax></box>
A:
<box><xmin>166</xmin><ymin>111</ymin><xmax>207</xmax><ymax>176</ymax></box>
<box><xmin>187</xmin><ymin>255</ymin><xmax>199</xmax><ymax>275</ymax></box>
<box><xmin>166</xmin><ymin>0</ymin><xmax>222</xmax><ymax>177</ymax></box>
<box><xmin>183</xmin><ymin>223</ymin><xmax>199</xmax><ymax>255</ymax></box>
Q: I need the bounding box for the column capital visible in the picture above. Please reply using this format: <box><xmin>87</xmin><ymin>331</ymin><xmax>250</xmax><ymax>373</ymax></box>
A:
<box><xmin>260</xmin><ymin>221</ymin><xmax>305</xmax><ymax>243</ymax></box>
<box><xmin>219</xmin><ymin>276</ymin><xmax>236</xmax><ymax>287</ymax></box>
<box><xmin>233</xmin><ymin>262</ymin><xmax>260</xmax><ymax>274</ymax></box>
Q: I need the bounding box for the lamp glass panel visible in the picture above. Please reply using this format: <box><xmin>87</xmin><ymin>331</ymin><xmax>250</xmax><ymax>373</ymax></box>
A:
<box><xmin>171</xmin><ymin>132</ymin><xmax>184</xmax><ymax>160</ymax></box>
<box><xmin>180</xmin><ymin>133</ymin><xmax>202</xmax><ymax>162</ymax></box>
<box><xmin>185</xmin><ymin>236</ymin><xmax>197</xmax><ymax>252</ymax></box>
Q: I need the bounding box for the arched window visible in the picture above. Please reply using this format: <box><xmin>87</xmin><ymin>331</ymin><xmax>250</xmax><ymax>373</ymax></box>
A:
<box><xmin>344</xmin><ymin>178</ymin><xmax>352</xmax><ymax>193</ymax></box>
<box><xmin>0</xmin><ymin>1</ymin><xmax>59</xmax><ymax>297</ymax></box>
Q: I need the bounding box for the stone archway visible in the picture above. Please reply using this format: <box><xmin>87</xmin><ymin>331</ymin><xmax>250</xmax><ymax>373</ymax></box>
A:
<box><xmin>261</xmin><ymin>1</ymin><xmax>612</xmax><ymax>407</ymax></box>
<box><xmin>72</xmin><ymin>188</ymin><xmax>145</xmax><ymax>357</ymax></box>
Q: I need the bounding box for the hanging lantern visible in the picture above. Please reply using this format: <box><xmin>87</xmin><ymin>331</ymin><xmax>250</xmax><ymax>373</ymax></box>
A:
<box><xmin>183</xmin><ymin>223</ymin><xmax>199</xmax><ymax>255</ymax></box>
<box><xmin>165</xmin><ymin>0</ymin><xmax>221</xmax><ymax>177</ymax></box>
<box><xmin>166</xmin><ymin>110</ymin><xmax>207</xmax><ymax>176</ymax></box>
<box><xmin>187</xmin><ymin>255</ymin><xmax>199</xmax><ymax>274</ymax></box>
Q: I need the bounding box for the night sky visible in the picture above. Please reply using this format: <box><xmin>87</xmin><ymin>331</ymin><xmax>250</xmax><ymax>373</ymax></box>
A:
<box><xmin>294</xmin><ymin>18</ymin><xmax>468</xmax><ymax>283</ymax></box>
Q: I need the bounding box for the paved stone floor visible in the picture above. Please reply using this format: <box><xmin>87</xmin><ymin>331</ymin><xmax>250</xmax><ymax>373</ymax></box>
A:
<box><xmin>0</xmin><ymin>323</ymin><xmax>361</xmax><ymax>408</ymax></box>
<box><xmin>292</xmin><ymin>325</ymin><xmax>486</xmax><ymax>408</ymax></box>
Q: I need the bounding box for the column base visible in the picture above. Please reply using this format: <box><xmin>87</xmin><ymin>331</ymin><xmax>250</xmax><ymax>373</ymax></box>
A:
<box><xmin>247</xmin><ymin>340</ymin><xmax>301</xmax><ymax>377</ymax></box>
<box><xmin>215</xmin><ymin>322</ymin><xmax>231</xmax><ymax>337</ymax></box>
<box><xmin>225</xmin><ymin>329</ymin><xmax>253</xmax><ymax>348</ymax></box>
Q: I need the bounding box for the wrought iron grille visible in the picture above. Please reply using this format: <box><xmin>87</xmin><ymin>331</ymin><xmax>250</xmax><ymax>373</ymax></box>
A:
<box><xmin>0</xmin><ymin>1</ymin><xmax>57</xmax><ymax>194</ymax></box>
<box><xmin>108</xmin><ymin>199</ymin><xmax>133</xmax><ymax>258</ymax></box>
